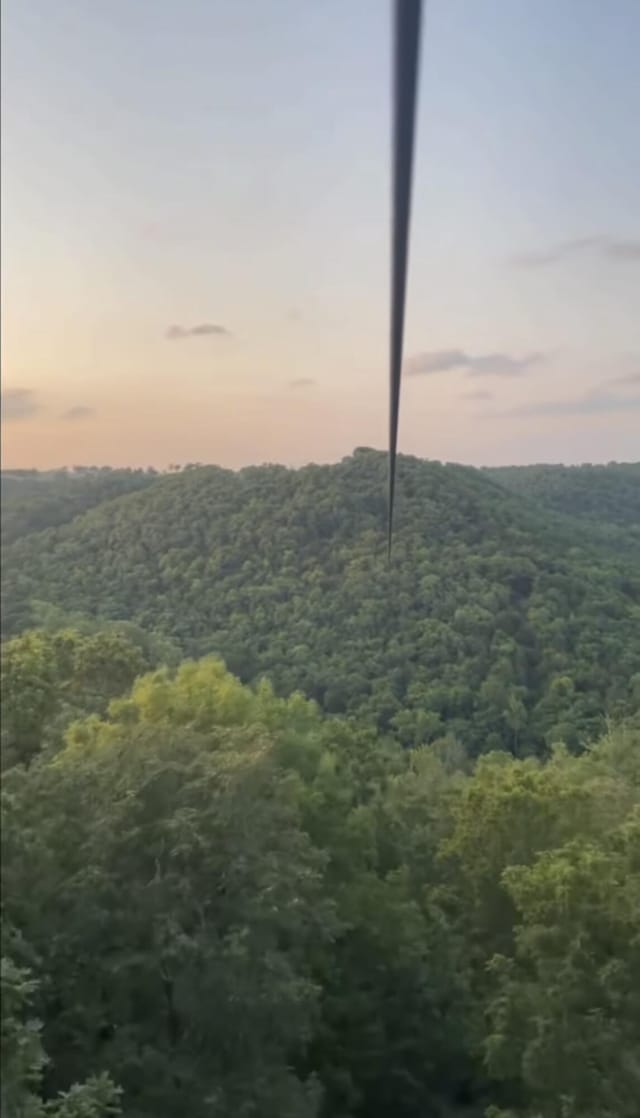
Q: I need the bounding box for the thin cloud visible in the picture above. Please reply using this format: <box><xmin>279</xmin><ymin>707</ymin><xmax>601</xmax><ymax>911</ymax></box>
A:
<box><xmin>405</xmin><ymin>349</ymin><xmax>544</xmax><ymax>378</ymax></box>
<box><xmin>2</xmin><ymin>387</ymin><xmax>42</xmax><ymax>422</ymax></box>
<box><xmin>462</xmin><ymin>389</ymin><xmax>493</xmax><ymax>401</ymax></box>
<box><xmin>512</xmin><ymin>235</ymin><xmax>640</xmax><ymax>269</ymax></box>
<box><xmin>287</xmin><ymin>377</ymin><xmax>316</xmax><ymax>389</ymax></box>
<box><xmin>166</xmin><ymin>323</ymin><xmax>230</xmax><ymax>340</ymax></box>
<box><xmin>61</xmin><ymin>405</ymin><xmax>95</xmax><ymax>421</ymax></box>
<box><xmin>470</xmin><ymin>352</ymin><xmax>545</xmax><ymax>377</ymax></box>
<box><xmin>610</xmin><ymin>370</ymin><xmax>640</xmax><ymax>387</ymax></box>
<box><xmin>405</xmin><ymin>349</ymin><xmax>468</xmax><ymax>376</ymax></box>
<box><xmin>287</xmin><ymin>308</ymin><xmax>303</xmax><ymax>323</ymax></box>
<box><xmin>500</xmin><ymin>390</ymin><xmax>640</xmax><ymax>418</ymax></box>
<box><xmin>512</xmin><ymin>236</ymin><xmax>603</xmax><ymax>268</ymax></box>
<box><xmin>606</xmin><ymin>239</ymin><xmax>640</xmax><ymax>261</ymax></box>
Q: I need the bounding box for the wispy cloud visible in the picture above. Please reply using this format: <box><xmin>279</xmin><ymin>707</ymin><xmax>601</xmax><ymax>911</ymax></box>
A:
<box><xmin>605</xmin><ymin>240</ymin><xmax>640</xmax><ymax>261</ymax></box>
<box><xmin>512</xmin><ymin>235</ymin><xmax>640</xmax><ymax>269</ymax></box>
<box><xmin>610</xmin><ymin>370</ymin><xmax>640</xmax><ymax>388</ymax></box>
<box><xmin>462</xmin><ymin>389</ymin><xmax>493</xmax><ymax>401</ymax></box>
<box><xmin>287</xmin><ymin>308</ymin><xmax>303</xmax><ymax>323</ymax></box>
<box><xmin>166</xmin><ymin>323</ymin><xmax>230</xmax><ymax>340</ymax></box>
<box><xmin>470</xmin><ymin>353</ymin><xmax>545</xmax><ymax>377</ymax></box>
<box><xmin>405</xmin><ymin>349</ymin><xmax>468</xmax><ymax>376</ymax></box>
<box><xmin>500</xmin><ymin>390</ymin><xmax>640</xmax><ymax>418</ymax></box>
<box><xmin>405</xmin><ymin>349</ymin><xmax>545</xmax><ymax>378</ymax></box>
<box><xmin>2</xmin><ymin>387</ymin><xmax>42</xmax><ymax>422</ymax></box>
<box><xmin>287</xmin><ymin>377</ymin><xmax>315</xmax><ymax>389</ymax></box>
<box><xmin>61</xmin><ymin>405</ymin><xmax>94</xmax><ymax>421</ymax></box>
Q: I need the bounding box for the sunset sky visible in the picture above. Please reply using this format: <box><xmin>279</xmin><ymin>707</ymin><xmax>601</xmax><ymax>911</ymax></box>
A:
<box><xmin>2</xmin><ymin>0</ymin><xmax>639</xmax><ymax>470</ymax></box>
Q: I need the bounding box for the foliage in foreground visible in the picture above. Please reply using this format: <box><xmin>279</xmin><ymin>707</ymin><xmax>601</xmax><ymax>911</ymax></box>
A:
<box><xmin>3</xmin><ymin>655</ymin><xmax>639</xmax><ymax>1117</ymax></box>
<box><xmin>1</xmin><ymin>957</ymin><xmax>120</xmax><ymax>1117</ymax></box>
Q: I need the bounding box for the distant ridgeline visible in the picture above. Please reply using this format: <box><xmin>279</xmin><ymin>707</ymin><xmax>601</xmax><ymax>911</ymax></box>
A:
<box><xmin>2</xmin><ymin>453</ymin><xmax>640</xmax><ymax>755</ymax></box>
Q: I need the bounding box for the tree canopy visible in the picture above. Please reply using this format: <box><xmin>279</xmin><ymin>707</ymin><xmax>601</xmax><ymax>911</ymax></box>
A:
<box><xmin>2</xmin><ymin>654</ymin><xmax>639</xmax><ymax>1116</ymax></box>
<box><xmin>2</xmin><ymin>453</ymin><xmax>639</xmax><ymax>1115</ymax></box>
<box><xmin>3</xmin><ymin>453</ymin><xmax>639</xmax><ymax>755</ymax></box>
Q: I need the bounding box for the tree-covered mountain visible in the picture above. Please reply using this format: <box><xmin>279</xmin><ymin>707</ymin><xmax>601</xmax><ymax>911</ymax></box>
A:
<box><xmin>2</xmin><ymin>451</ymin><xmax>639</xmax><ymax>755</ymax></box>
<box><xmin>2</xmin><ymin>455</ymin><xmax>639</xmax><ymax>1117</ymax></box>
<box><xmin>1</xmin><ymin>467</ymin><xmax>160</xmax><ymax>547</ymax></box>
<box><xmin>486</xmin><ymin>462</ymin><xmax>640</xmax><ymax>537</ymax></box>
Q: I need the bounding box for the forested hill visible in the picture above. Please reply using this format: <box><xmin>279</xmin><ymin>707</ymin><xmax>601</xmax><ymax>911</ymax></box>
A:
<box><xmin>2</xmin><ymin>450</ymin><xmax>639</xmax><ymax>754</ymax></box>
<box><xmin>1</xmin><ymin>467</ymin><xmax>159</xmax><ymax>547</ymax></box>
<box><xmin>2</xmin><ymin>454</ymin><xmax>640</xmax><ymax>1116</ymax></box>
<box><xmin>486</xmin><ymin>461</ymin><xmax>640</xmax><ymax>532</ymax></box>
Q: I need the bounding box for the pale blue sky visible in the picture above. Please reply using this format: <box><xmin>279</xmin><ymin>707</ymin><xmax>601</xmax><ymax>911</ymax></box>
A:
<box><xmin>2</xmin><ymin>0</ymin><xmax>639</xmax><ymax>468</ymax></box>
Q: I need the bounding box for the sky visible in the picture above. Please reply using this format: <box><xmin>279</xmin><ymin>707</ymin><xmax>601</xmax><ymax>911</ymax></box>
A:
<box><xmin>2</xmin><ymin>0</ymin><xmax>639</xmax><ymax>470</ymax></box>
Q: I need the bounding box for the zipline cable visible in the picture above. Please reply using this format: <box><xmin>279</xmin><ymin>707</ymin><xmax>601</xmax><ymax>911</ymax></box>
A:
<box><xmin>388</xmin><ymin>0</ymin><xmax>423</xmax><ymax>554</ymax></box>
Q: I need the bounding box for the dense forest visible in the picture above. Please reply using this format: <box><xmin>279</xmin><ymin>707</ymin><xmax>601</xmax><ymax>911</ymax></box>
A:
<box><xmin>3</xmin><ymin>454</ymin><xmax>640</xmax><ymax>753</ymax></box>
<box><xmin>485</xmin><ymin>462</ymin><xmax>640</xmax><ymax>529</ymax></box>
<box><xmin>2</xmin><ymin>454</ymin><xmax>639</xmax><ymax>1117</ymax></box>
<box><xmin>1</xmin><ymin>468</ymin><xmax>159</xmax><ymax>548</ymax></box>
<box><xmin>3</xmin><ymin>650</ymin><xmax>639</xmax><ymax>1117</ymax></box>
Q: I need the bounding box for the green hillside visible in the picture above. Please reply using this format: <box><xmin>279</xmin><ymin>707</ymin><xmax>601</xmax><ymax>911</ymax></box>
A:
<box><xmin>1</xmin><ymin>467</ymin><xmax>160</xmax><ymax>547</ymax></box>
<box><xmin>2</xmin><ymin>455</ymin><xmax>639</xmax><ymax>1118</ymax></box>
<box><xmin>3</xmin><ymin>451</ymin><xmax>639</xmax><ymax>754</ymax></box>
<box><xmin>486</xmin><ymin>462</ymin><xmax>640</xmax><ymax>536</ymax></box>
